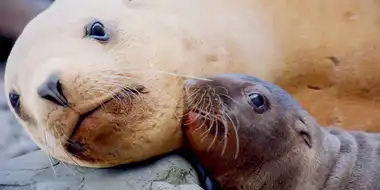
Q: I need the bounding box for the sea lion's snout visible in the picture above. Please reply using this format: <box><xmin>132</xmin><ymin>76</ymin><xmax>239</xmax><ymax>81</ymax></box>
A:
<box><xmin>183</xmin><ymin>76</ymin><xmax>245</xmax><ymax>161</ymax></box>
<box><xmin>184</xmin><ymin>78</ymin><xmax>198</xmax><ymax>90</ymax></box>
<box><xmin>184</xmin><ymin>77</ymin><xmax>226</xmax><ymax>118</ymax></box>
<box><xmin>184</xmin><ymin>77</ymin><xmax>226</xmax><ymax>129</ymax></box>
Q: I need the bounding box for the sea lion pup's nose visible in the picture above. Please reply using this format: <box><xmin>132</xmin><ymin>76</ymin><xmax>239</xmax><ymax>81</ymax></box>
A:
<box><xmin>184</xmin><ymin>78</ymin><xmax>211</xmax><ymax>92</ymax></box>
<box><xmin>37</xmin><ymin>73</ymin><xmax>68</xmax><ymax>107</ymax></box>
<box><xmin>185</xmin><ymin>78</ymin><xmax>198</xmax><ymax>90</ymax></box>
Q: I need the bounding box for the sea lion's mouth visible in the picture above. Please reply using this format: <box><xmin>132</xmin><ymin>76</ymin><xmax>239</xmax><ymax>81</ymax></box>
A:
<box><xmin>64</xmin><ymin>86</ymin><xmax>148</xmax><ymax>157</ymax></box>
<box><xmin>66</xmin><ymin>104</ymin><xmax>104</xmax><ymax>156</ymax></box>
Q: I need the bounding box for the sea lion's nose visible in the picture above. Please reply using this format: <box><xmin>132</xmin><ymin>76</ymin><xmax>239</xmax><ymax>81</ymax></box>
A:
<box><xmin>37</xmin><ymin>73</ymin><xmax>68</xmax><ymax>107</ymax></box>
<box><xmin>185</xmin><ymin>78</ymin><xmax>213</xmax><ymax>90</ymax></box>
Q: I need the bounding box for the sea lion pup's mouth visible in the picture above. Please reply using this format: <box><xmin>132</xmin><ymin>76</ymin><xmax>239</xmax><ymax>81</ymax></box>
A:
<box><xmin>64</xmin><ymin>85</ymin><xmax>147</xmax><ymax>158</ymax></box>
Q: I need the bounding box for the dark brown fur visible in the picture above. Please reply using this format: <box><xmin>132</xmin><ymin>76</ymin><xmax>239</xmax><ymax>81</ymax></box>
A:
<box><xmin>183</xmin><ymin>74</ymin><xmax>380</xmax><ymax>190</ymax></box>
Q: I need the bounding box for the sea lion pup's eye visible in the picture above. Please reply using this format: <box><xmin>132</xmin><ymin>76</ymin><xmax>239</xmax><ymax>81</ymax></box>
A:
<box><xmin>248</xmin><ymin>92</ymin><xmax>269</xmax><ymax>114</ymax></box>
<box><xmin>9</xmin><ymin>90</ymin><xmax>21</xmax><ymax>114</ymax></box>
<box><xmin>85</xmin><ymin>19</ymin><xmax>109</xmax><ymax>42</ymax></box>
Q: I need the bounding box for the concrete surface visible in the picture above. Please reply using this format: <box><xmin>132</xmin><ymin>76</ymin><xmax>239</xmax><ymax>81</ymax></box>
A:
<box><xmin>0</xmin><ymin>150</ymin><xmax>203</xmax><ymax>190</ymax></box>
<box><xmin>0</xmin><ymin>64</ymin><xmax>39</xmax><ymax>161</ymax></box>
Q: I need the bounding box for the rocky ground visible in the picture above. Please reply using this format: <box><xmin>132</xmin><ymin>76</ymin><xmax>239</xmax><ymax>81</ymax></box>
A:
<box><xmin>0</xmin><ymin>63</ymin><xmax>39</xmax><ymax>161</ymax></box>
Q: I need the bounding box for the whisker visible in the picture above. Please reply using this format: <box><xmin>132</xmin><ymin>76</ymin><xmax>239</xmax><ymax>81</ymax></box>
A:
<box><xmin>199</xmin><ymin>93</ymin><xmax>218</xmax><ymax>143</ymax></box>
<box><xmin>49</xmin><ymin>127</ymin><xmax>87</xmax><ymax>176</ymax></box>
<box><xmin>207</xmin><ymin>116</ymin><xmax>219</xmax><ymax>152</ymax></box>
<box><xmin>96</xmin><ymin>75</ymin><xmax>177</xmax><ymax>111</ymax></box>
<box><xmin>190</xmin><ymin>100</ymin><xmax>213</xmax><ymax>132</ymax></box>
<box><xmin>99</xmin><ymin>66</ymin><xmax>212</xmax><ymax>81</ymax></box>
<box><xmin>42</xmin><ymin>127</ymin><xmax>57</xmax><ymax>177</ymax></box>
<box><xmin>220</xmin><ymin>117</ymin><xmax>228</xmax><ymax>157</ymax></box>
<box><xmin>84</xmin><ymin>88</ymin><xmax>113</xmax><ymax>117</ymax></box>
<box><xmin>87</xmin><ymin>71</ymin><xmax>202</xmax><ymax>121</ymax></box>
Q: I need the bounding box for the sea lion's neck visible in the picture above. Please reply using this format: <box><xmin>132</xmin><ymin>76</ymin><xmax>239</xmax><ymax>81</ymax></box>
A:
<box><xmin>212</xmin><ymin>125</ymin><xmax>330</xmax><ymax>190</ymax></box>
<box><xmin>302</xmin><ymin>126</ymin><xmax>342</xmax><ymax>189</ymax></box>
<box><xmin>317</xmin><ymin>126</ymin><xmax>380</xmax><ymax>189</ymax></box>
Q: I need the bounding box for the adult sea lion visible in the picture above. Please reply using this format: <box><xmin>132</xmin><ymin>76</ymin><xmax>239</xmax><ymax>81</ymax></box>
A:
<box><xmin>4</xmin><ymin>0</ymin><xmax>380</xmax><ymax>168</ymax></box>
<box><xmin>184</xmin><ymin>73</ymin><xmax>380</xmax><ymax>190</ymax></box>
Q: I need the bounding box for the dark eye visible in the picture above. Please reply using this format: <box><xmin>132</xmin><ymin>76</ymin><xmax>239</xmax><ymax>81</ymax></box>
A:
<box><xmin>248</xmin><ymin>93</ymin><xmax>268</xmax><ymax>114</ymax></box>
<box><xmin>9</xmin><ymin>90</ymin><xmax>20</xmax><ymax>113</ymax></box>
<box><xmin>85</xmin><ymin>20</ymin><xmax>109</xmax><ymax>42</ymax></box>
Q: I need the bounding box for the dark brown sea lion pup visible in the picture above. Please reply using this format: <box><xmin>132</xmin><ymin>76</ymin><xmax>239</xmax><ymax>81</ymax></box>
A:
<box><xmin>183</xmin><ymin>73</ymin><xmax>380</xmax><ymax>190</ymax></box>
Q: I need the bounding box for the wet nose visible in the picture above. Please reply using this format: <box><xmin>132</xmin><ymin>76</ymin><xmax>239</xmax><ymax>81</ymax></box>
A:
<box><xmin>185</xmin><ymin>78</ymin><xmax>213</xmax><ymax>91</ymax></box>
<box><xmin>185</xmin><ymin>79</ymin><xmax>196</xmax><ymax>89</ymax></box>
<box><xmin>37</xmin><ymin>73</ymin><xmax>68</xmax><ymax>107</ymax></box>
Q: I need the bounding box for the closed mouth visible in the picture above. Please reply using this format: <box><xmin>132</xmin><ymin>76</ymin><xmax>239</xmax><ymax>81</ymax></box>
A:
<box><xmin>65</xmin><ymin>100</ymin><xmax>110</xmax><ymax>156</ymax></box>
<box><xmin>64</xmin><ymin>86</ymin><xmax>147</xmax><ymax>156</ymax></box>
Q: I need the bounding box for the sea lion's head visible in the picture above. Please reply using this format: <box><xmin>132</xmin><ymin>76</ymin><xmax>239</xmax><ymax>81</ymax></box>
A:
<box><xmin>4</xmin><ymin>0</ymin><xmax>195</xmax><ymax>168</ymax></box>
<box><xmin>184</xmin><ymin>74</ymin><xmax>323</xmax><ymax>187</ymax></box>
<box><xmin>3</xmin><ymin>0</ymin><xmax>280</xmax><ymax>168</ymax></box>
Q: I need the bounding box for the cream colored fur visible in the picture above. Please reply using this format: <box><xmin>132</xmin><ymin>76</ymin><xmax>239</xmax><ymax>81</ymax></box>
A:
<box><xmin>4</xmin><ymin>0</ymin><xmax>380</xmax><ymax>167</ymax></box>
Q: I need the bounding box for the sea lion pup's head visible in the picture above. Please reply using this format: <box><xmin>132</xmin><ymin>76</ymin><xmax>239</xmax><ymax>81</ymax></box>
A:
<box><xmin>184</xmin><ymin>74</ymin><xmax>326</xmax><ymax>189</ymax></box>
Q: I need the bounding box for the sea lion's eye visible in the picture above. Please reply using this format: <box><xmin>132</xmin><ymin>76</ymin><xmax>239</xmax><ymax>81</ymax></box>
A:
<box><xmin>249</xmin><ymin>93</ymin><xmax>264</xmax><ymax>107</ymax></box>
<box><xmin>85</xmin><ymin>20</ymin><xmax>109</xmax><ymax>42</ymax></box>
<box><xmin>248</xmin><ymin>93</ymin><xmax>268</xmax><ymax>114</ymax></box>
<box><xmin>9</xmin><ymin>90</ymin><xmax>20</xmax><ymax>113</ymax></box>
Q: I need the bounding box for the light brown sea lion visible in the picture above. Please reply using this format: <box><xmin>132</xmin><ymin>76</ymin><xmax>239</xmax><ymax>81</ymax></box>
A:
<box><xmin>184</xmin><ymin>73</ymin><xmax>380</xmax><ymax>190</ymax></box>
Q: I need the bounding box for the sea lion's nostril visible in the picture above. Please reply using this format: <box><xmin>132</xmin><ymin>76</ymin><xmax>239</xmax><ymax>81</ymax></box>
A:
<box><xmin>37</xmin><ymin>73</ymin><xmax>68</xmax><ymax>107</ymax></box>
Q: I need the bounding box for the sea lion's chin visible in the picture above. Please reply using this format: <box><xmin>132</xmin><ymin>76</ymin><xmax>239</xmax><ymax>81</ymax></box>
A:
<box><xmin>64</xmin><ymin>98</ymin><xmax>133</xmax><ymax>164</ymax></box>
<box><xmin>55</xmin><ymin>95</ymin><xmax>138</xmax><ymax>164</ymax></box>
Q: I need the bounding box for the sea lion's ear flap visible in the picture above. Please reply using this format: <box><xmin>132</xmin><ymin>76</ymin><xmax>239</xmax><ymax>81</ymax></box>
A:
<box><xmin>294</xmin><ymin>118</ymin><xmax>312</xmax><ymax>148</ymax></box>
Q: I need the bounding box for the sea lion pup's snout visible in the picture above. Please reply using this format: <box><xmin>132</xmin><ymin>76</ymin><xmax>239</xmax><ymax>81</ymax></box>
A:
<box><xmin>183</xmin><ymin>74</ymin><xmax>323</xmax><ymax>189</ymax></box>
